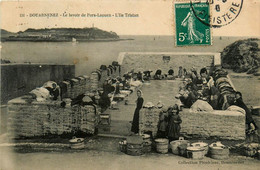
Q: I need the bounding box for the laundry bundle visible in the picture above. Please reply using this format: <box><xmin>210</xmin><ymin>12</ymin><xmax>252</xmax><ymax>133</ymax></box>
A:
<box><xmin>69</xmin><ymin>78</ymin><xmax>81</xmax><ymax>99</ymax></box>
<box><xmin>29</xmin><ymin>87</ymin><xmax>50</xmax><ymax>102</ymax></box>
<box><xmin>139</xmin><ymin>107</ymin><xmax>161</xmax><ymax>137</ymax></box>
<box><xmin>90</xmin><ymin>72</ymin><xmax>99</xmax><ymax>91</ymax></box>
<box><xmin>190</xmin><ymin>100</ymin><xmax>214</xmax><ymax>112</ymax></box>
<box><xmin>82</xmin><ymin>75</ymin><xmax>91</xmax><ymax>92</ymax></box>
<box><xmin>80</xmin><ymin>105</ymin><xmax>100</xmax><ymax>134</ymax></box>
<box><xmin>213</xmin><ymin>69</ymin><xmax>228</xmax><ymax>80</ymax></box>
<box><xmin>212</xmin><ymin>68</ymin><xmax>236</xmax><ymax>109</ymax></box>
<box><xmin>60</xmin><ymin>81</ymin><xmax>71</xmax><ymax>99</ymax></box>
<box><xmin>76</xmin><ymin>76</ymin><xmax>87</xmax><ymax>94</ymax></box>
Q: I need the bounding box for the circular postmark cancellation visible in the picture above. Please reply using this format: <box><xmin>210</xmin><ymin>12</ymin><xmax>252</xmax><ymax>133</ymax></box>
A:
<box><xmin>190</xmin><ymin>0</ymin><xmax>243</xmax><ymax>28</ymax></box>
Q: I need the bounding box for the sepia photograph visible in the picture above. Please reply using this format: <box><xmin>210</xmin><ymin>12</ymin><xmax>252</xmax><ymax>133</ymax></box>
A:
<box><xmin>0</xmin><ymin>0</ymin><xmax>259</xmax><ymax>169</ymax></box>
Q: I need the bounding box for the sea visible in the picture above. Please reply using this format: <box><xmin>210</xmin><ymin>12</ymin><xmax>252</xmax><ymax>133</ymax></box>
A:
<box><xmin>0</xmin><ymin>35</ymin><xmax>247</xmax><ymax>76</ymax></box>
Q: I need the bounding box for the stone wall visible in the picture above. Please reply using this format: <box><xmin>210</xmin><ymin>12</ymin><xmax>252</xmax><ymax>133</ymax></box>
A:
<box><xmin>1</xmin><ymin>64</ymin><xmax>75</xmax><ymax>104</ymax></box>
<box><xmin>118</xmin><ymin>52</ymin><xmax>219</xmax><ymax>75</ymax></box>
<box><xmin>138</xmin><ymin>107</ymin><xmax>246</xmax><ymax>140</ymax></box>
<box><xmin>179</xmin><ymin>109</ymin><xmax>245</xmax><ymax>140</ymax></box>
<box><xmin>7</xmin><ymin>97</ymin><xmax>101</xmax><ymax>138</ymax></box>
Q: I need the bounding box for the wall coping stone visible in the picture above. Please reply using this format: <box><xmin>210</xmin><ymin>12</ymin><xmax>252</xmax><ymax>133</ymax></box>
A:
<box><xmin>182</xmin><ymin>108</ymin><xmax>245</xmax><ymax>117</ymax></box>
<box><xmin>117</xmin><ymin>52</ymin><xmax>220</xmax><ymax>65</ymax></box>
<box><xmin>8</xmin><ymin>96</ymin><xmax>63</xmax><ymax>106</ymax></box>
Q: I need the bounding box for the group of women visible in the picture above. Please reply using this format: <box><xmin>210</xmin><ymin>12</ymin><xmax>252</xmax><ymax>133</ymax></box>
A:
<box><xmin>130</xmin><ymin>66</ymin><xmax>258</xmax><ymax>140</ymax></box>
<box><xmin>178</xmin><ymin>67</ymin><xmax>258</xmax><ymax>136</ymax></box>
<box><xmin>133</xmin><ymin>66</ymin><xmax>195</xmax><ymax>81</ymax></box>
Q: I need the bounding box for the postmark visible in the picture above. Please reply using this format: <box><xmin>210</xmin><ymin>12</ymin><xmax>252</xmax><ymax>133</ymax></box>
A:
<box><xmin>175</xmin><ymin>1</ymin><xmax>211</xmax><ymax>46</ymax></box>
<box><xmin>190</xmin><ymin>0</ymin><xmax>243</xmax><ymax>28</ymax></box>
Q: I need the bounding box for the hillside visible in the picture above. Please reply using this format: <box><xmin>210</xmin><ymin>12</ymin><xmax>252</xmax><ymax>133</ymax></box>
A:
<box><xmin>221</xmin><ymin>38</ymin><xmax>260</xmax><ymax>75</ymax></box>
<box><xmin>0</xmin><ymin>29</ymin><xmax>15</xmax><ymax>38</ymax></box>
<box><xmin>1</xmin><ymin>29</ymin><xmax>14</xmax><ymax>34</ymax></box>
<box><xmin>1</xmin><ymin>27</ymin><xmax>120</xmax><ymax>42</ymax></box>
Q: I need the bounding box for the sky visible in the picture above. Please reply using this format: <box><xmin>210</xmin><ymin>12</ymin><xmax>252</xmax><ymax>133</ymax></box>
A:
<box><xmin>0</xmin><ymin>0</ymin><xmax>259</xmax><ymax>36</ymax></box>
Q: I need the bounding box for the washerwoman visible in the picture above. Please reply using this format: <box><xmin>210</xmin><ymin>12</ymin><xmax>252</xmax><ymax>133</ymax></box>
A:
<box><xmin>131</xmin><ymin>89</ymin><xmax>144</xmax><ymax>134</ymax></box>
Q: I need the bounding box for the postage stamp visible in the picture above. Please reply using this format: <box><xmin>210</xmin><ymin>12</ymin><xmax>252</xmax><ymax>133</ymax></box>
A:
<box><xmin>175</xmin><ymin>2</ymin><xmax>211</xmax><ymax>46</ymax></box>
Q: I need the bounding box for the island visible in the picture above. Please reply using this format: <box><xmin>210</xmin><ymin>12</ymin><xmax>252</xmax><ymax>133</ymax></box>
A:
<box><xmin>1</xmin><ymin>27</ymin><xmax>133</xmax><ymax>42</ymax></box>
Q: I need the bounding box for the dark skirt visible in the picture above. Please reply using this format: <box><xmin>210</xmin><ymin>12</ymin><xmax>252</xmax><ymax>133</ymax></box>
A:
<box><xmin>131</xmin><ymin>108</ymin><xmax>140</xmax><ymax>133</ymax></box>
<box><xmin>157</xmin><ymin>130</ymin><xmax>167</xmax><ymax>138</ymax></box>
<box><xmin>168</xmin><ymin>123</ymin><xmax>181</xmax><ymax>140</ymax></box>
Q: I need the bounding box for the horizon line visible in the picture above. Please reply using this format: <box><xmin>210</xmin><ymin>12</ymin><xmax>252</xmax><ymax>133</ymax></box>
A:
<box><xmin>1</xmin><ymin>28</ymin><xmax>259</xmax><ymax>38</ymax></box>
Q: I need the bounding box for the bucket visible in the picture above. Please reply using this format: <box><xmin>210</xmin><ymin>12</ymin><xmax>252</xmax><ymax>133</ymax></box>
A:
<box><xmin>178</xmin><ymin>143</ymin><xmax>189</xmax><ymax>157</ymax></box>
<box><xmin>244</xmin><ymin>148</ymin><xmax>258</xmax><ymax>157</ymax></box>
<box><xmin>69</xmin><ymin>137</ymin><xmax>85</xmax><ymax>149</ymax></box>
<box><xmin>170</xmin><ymin>137</ymin><xmax>189</xmax><ymax>155</ymax></box>
<box><xmin>155</xmin><ymin>138</ymin><xmax>168</xmax><ymax>154</ymax></box>
<box><xmin>191</xmin><ymin>142</ymin><xmax>209</xmax><ymax>155</ymax></box>
<box><xmin>142</xmin><ymin>134</ymin><xmax>151</xmax><ymax>143</ymax></box>
<box><xmin>243</xmin><ymin>143</ymin><xmax>259</xmax><ymax>157</ymax></box>
<box><xmin>187</xmin><ymin>146</ymin><xmax>205</xmax><ymax>159</ymax></box>
<box><xmin>142</xmin><ymin>141</ymin><xmax>152</xmax><ymax>153</ymax></box>
<box><xmin>127</xmin><ymin>143</ymin><xmax>143</xmax><ymax>156</ymax></box>
<box><xmin>209</xmin><ymin>144</ymin><xmax>229</xmax><ymax>160</ymax></box>
<box><xmin>126</xmin><ymin>136</ymin><xmax>143</xmax><ymax>156</ymax></box>
<box><xmin>119</xmin><ymin>140</ymin><xmax>127</xmax><ymax>153</ymax></box>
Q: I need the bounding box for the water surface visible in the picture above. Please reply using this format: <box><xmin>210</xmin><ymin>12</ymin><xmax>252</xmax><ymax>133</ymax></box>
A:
<box><xmin>1</xmin><ymin>36</ymin><xmax>244</xmax><ymax>76</ymax></box>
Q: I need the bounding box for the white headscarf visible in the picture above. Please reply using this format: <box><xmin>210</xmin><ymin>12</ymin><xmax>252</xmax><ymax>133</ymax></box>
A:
<box><xmin>137</xmin><ymin>89</ymin><xmax>143</xmax><ymax>96</ymax></box>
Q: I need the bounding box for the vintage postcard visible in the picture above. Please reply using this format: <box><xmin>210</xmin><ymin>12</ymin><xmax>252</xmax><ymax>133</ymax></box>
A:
<box><xmin>0</xmin><ymin>0</ymin><xmax>260</xmax><ymax>170</ymax></box>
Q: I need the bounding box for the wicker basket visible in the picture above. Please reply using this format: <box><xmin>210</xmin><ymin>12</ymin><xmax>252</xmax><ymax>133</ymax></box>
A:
<box><xmin>69</xmin><ymin>137</ymin><xmax>85</xmax><ymax>149</ymax></box>
<box><xmin>191</xmin><ymin>142</ymin><xmax>209</xmax><ymax>156</ymax></box>
<box><xmin>126</xmin><ymin>136</ymin><xmax>144</xmax><ymax>156</ymax></box>
<box><xmin>187</xmin><ymin>146</ymin><xmax>205</xmax><ymax>159</ymax></box>
<box><xmin>142</xmin><ymin>141</ymin><xmax>152</xmax><ymax>153</ymax></box>
<box><xmin>139</xmin><ymin>108</ymin><xmax>160</xmax><ymax>137</ymax></box>
<box><xmin>127</xmin><ymin>143</ymin><xmax>143</xmax><ymax>156</ymax></box>
<box><xmin>155</xmin><ymin>138</ymin><xmax>169</xmax><ymax>154</ymax></box>
<box><xmin>90</xmin><ymin>72</ymin><xmax>99</xmax><ymax>91</ymax></box>
<box><xmin>243</xmin><ymin>143</ymin><xmax>259</xmax><ymax>157</ymax></box>
<box><xmin>209</xmin><ymin>146</ymin><xmax>229</xmax><ymax>160</ymax></box>
<box><xmin>70</xmin><ymin>78</ymin><xmax>80</xmax><ymax>98</ymax></box>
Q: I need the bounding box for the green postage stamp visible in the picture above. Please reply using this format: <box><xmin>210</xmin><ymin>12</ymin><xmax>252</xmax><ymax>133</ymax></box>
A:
<box><xmin>175</xmin><ymin>2</ymin><xmax>211</xmax><ymax>46</ymax></box>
